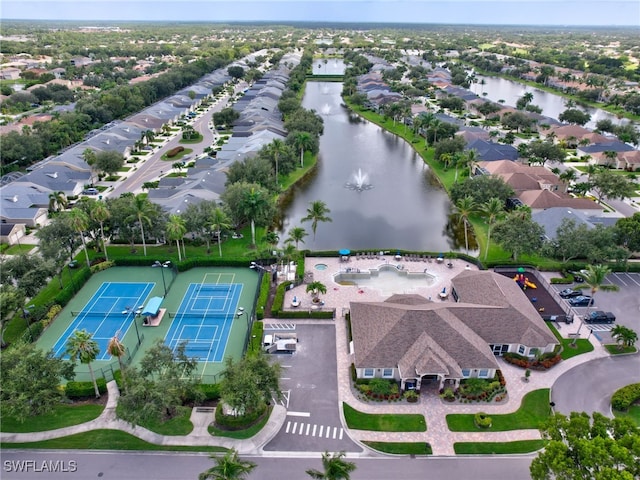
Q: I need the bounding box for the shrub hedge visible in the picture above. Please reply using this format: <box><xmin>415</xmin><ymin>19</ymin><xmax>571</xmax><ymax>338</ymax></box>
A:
<box><xmin>166</xmin><ymin>146</ymin><xmax>185</xmax><ymax>158</ymax></box>
<box><xmin>65</xmin><ymin>379</ymin><xmax>108</xmax><ymax>398</ymax></box>
<box><xmin>256</xmin><ymin>273</ymin><xmax>270</xmax><ymax>320</ymax></box>
<box><xmin>611</xmin><ymin>383</ymin><xmax>640</xmax><ymax>411</ymax></box>
<box><xmin>214</xmin><ymin>402</ymin><xmax>268</xmax><ymax>430</ymax></box>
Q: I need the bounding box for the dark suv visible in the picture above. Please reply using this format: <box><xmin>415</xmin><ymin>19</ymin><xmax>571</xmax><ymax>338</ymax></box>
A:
<box><xmin>583</xmin><ymin>311</ymin><xmax>616</xmax><ymax>324</ymax></box>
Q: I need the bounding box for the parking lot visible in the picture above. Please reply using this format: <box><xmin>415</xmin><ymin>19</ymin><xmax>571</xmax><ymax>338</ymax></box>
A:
<box><xmin>552</xmin><ymin>272</ymin><xmax>640</xmax><ymax>343</ymax></box>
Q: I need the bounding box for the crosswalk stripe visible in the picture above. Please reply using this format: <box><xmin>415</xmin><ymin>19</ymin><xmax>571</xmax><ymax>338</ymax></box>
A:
<box><xmin>325</xmin><ymin>427</ymin><xmax>330</xmax><ymax>438</ymax></box>
<box><xmin>339</xmin><ymin>429</ymin><xmax>344</xmax><ymax>440</ymax></box>
<box><xmin>332</xmin><ymin>427</ymin><xmax>337</xmax><ymax>439</ymax></box>
<box><xmin>299</xmin><ymin>423</ymin><xmax>305</xmax><ymax>435</ymax></box>
<box><xmin>286</xmin><ymin>421</ymin><xmax>291</xmax><ymax>433</ymax></box>
<box><xmin>284</xmin><ymin>422</ymin><xmax>344</xmax><ymax>440</ymax></box>
<box><xmin>306</xmin><ymin>424</ymin><xmax>311</xmax><ymax>435</ymax></box>
<box><xmin>312</xmin><ymin>424</ymin><xmax>317</xmax><ymax>437</ymax></box>
<box><xmin>292</xmin><ymin>422</ymin><xmax>297</xmax><ymax>434</ymax></box>
<box><xmin>319</xmin><ymin>425</ymin><xmax>324</xmax><ymax>437</ymax></box>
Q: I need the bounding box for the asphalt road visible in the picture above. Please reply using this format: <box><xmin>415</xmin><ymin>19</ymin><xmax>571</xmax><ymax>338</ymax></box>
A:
<box><xmin>264</xmin><ymin>324</ymin><xmax>361</xmax><ymax>452</ymax></box>
<box><xmin>551</xmin><ymin>353</ymin><xmax>640</xmax><ymax>416</ymax></box>
<box><xmin>0</xmin><ymin>451</ymin><xmax>535</xmax><ymax>480</ymax></box>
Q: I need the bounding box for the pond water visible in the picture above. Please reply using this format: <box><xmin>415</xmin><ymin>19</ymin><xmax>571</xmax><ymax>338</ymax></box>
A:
<box><xmin>277</xmin><ymin>81</ymin><xmax>456</xmax><ymax>252</ymax></box>
<box><xmin>472</xmin><ymin>74</ymin><xmax>627</xmax><ymax>130</ymax></box>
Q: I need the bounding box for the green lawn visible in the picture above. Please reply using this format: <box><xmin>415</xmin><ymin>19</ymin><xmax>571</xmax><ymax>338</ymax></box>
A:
<box><xmin>179</xmin><ymin>134</ymin><xmax>204</xmax><ymax>144</ymax></box>
<box><xmin>454</xmin><ymin>439</ymin><xmax>546</xmax><ymax>454</ymax></box>
<box><xmin>1</xmin><ymin>404</ymin><xmax>104</xmax><ymax>433</ymax></box>
<box><xmin>605</xmin><ymin>344</ymin><xmax>637</xmax><ymax>355</ymax></box>
<box><xmin>446</xmin><ymin>389</ymin><xmax>551</xmax><ymax>432</ymax></box>
<box><xmin>134</xmin><ymin>406</ymin><xmax>194</xmax><ymax>436</ymax></box>
<box><xmin>547</xmin><ymin>322</ymin><xmax>595</xmax><ymax>359</ymax></box>
<box><xmin>0</xmin><ymin>429</ymin><xmax>226</xmax><ymax>452</ymax></box>
<box><xmin>342</xmin><ymin>403</ymin><xmax>426</xmax><ymax>432</ymax></box>
<box><xmin>614</xmin><ymin>406</ymin><xmax>640</xmax><ymax>426</ymax></box>
<box><xmin>3</xmin><ymin>244</ymin><xmax>36</xmax><ymax>255</ymax></box>
<box><xmin>363</xmin><ymin>441</ymin><xmax>432</xmax><ymax>455</ymax></box>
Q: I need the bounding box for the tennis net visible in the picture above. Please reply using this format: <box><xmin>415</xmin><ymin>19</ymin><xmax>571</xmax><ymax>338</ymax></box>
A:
<box><xmin>71</xmin><ymin>310</ymin><xmax>131</xmax><ymax>318</ymax></box>
<box><xmin>169</xmin><ymin>312</ymin><xmax>234</xmax><ymax>319</ymax></box>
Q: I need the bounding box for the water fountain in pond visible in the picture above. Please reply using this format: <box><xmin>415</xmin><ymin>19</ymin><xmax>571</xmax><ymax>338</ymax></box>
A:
<box><xmin>320</xmin><ymin>103</ymin><xmax>331</xmax><ymax>115</ymax></box>
<box><xmin>345</xmin><ymin>168</ymin><xmax>373</xmax><ymax>191</ymax></box>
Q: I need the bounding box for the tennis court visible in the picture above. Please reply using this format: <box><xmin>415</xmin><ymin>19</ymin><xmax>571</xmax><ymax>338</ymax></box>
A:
<box><xmin>165</xmin><ymin>272</ymin><xmax>243</xmax><ymax>362</ymax></box>
<box><xmin>52</xmin><ymin>282</ymin><xmax>155</xmax><ymax>360</ymax></box>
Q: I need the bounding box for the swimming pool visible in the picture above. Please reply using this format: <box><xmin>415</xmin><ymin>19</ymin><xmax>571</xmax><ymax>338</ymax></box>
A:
<box><xmin>334</xmin><ymin>264</ymin><xmax>435</xmax><ymax>296</ymax></box>
<box><xmin>315</xmin><ymin>263</ymin><xmax>328</xmax><ymax>271</ymax></box>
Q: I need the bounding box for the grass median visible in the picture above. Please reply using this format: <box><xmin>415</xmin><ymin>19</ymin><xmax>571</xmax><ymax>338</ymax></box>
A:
<box><xmin>363</xmin><ymin>441</ymin><xmax>432</xmax><ymax>455</ymax></box>
<box><xmin>343</xmin><ymin>403</ymin><xmax>426</xmax><ymax>432</ymax></box>
<box><xmin>1</xmin><ymin>404</ymin><xmax>104</xmax><ymax>433</ymax></box>
<box><xmin>446</xmin><ymin>389</ymin><xmax>551</xmax><ymax>432</ymax></box>
<box><xmin>454</xmin><ymin>439</ymin><xmax>547</xmax><ymax>454</ymax></box>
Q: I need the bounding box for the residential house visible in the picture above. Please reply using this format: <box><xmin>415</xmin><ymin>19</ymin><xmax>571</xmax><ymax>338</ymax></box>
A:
<box><xmin>577</xmin><ymin>141</ymin><xmax>636</xmax><ymax>168</ymax></box>
<box><xmin>0</xmin><ymin>68</ymin><xmax>21</xmax><ymax>80</ymax></box>
<box><xmin>0</xmin><ymin>223</ymin><xmax>26</xmax><ymax>246</ymax></box>
<box><xmin>350</xmin><ymin>270</ymin><xmax>558</xmax><ymax>392</ymax></box>
<box><xmin>532</xmin><ymin>207</ymin><xmax>596</xmax><ymax>241</ymax></box>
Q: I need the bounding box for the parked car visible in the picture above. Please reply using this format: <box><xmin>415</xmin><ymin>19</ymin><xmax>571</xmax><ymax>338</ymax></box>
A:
<box><xmin>568</xmin><ymin>271</ymin><xmax>585</xmax><ymax>283</ymax></box>
<box><xmin>541</xmin><ymin>314</ymin><xmax>573</xmax><ymax>324</ymax></box>
<box><xmin>559</xmin><ymin>288</ymin><xmax>583</xmax><ymax>299</ymax></box>
<box><xmin>568</xmin><ymin>295</ymin><xmax>594</xmax><ymax>307</ymax></box>
<box><xmin>584</xmin><ymin>311</ymin><xmax>616</xmax><ymax>323</ymax></box>
<box><xmin>83</xmin><ymin>188</ymin><xmax>99</xmax><ymax>195</ymax></box>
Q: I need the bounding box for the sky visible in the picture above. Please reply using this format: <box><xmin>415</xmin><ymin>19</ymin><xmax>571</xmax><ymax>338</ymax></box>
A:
<box><xmin>1</xmin><ymin>0</ymin><xmax>639</xmax><ymax>26</ymax></box>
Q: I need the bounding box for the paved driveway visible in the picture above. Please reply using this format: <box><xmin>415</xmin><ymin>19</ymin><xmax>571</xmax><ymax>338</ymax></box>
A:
<box><xmin>263</xmin><ymin>323</ymin><xmax>361</xmax><ymax>453</ymax></box>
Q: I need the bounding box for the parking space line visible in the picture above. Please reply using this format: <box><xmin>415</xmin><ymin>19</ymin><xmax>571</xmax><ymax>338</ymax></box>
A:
<box><xmin>624</xmin><ymin>273</ymin><xmax>640</xmax><ymax>287</ymax></box>
<box><xmin>613</xmin><ymin>274</ymin><xmax>627</xmax><ymax>287</ymax></box>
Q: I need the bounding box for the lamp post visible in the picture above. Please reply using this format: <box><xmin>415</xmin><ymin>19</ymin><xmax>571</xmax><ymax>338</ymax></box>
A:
<box><xmin>22</xmin><ymin>306</ymin><xmax>34</xmax><ymax>340</ymax></box>
<box><xmin>152</xmin><ymin>260</ymin><xmax>171</xmax><ymax>296</ymax></box>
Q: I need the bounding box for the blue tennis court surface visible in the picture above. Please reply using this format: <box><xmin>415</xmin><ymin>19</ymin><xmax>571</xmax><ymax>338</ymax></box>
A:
<box><xmin>53</xmin><ymin>282</ymin><xmax>154</xmax><ymax>360</ymax></box>
<box><xmin>165</xmin><ymin>282</ymin><xmax>243</xmax><ymax>362</ymax></box>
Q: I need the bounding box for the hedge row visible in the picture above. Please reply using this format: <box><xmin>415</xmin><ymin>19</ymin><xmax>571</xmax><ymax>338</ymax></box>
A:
<box><xmin>166</xmin><ymin>146</ymin><xmax>185</xmax><ymax>158</ymax></box>
<box><xmin>611</xmin><ymin>383</ymin><xmax>640</xmax><ymax>411</ymax></box>
<box><xmin>256</xmin><ymin>273</ymin><xmax>270</xmax><ymax>320</ymax></box>
<box><xmin>214</xmin><ymin>402</ymin><xmax>268</xmax><ymax>430</ymax></box>
<box><xmin>197</xmin><ymin>383</ymin><xmax>221</xmax><ymax>401</ymax></box>
<box><xmin>65</xmin><ymin>379</ymin><xmax>108</xmax><ymax>399</ymax></box>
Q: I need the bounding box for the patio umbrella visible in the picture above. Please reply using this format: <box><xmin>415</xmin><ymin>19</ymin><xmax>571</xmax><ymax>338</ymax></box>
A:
<box><xmin>517</xmin><ymin>267</ymin><xmax>526</xmax><ymax>273</ymax></box>
<box><xmin>339</xmin><ymin>249</ymin><xmax>351</xmax><ymax>256</ymax></box>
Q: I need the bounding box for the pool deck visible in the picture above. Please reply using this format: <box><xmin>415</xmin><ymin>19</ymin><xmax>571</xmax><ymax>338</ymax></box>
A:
<box><xmin>284</xmin><ymin>254</ymin><xmax>475</xmax><ymax>312</ymax></box>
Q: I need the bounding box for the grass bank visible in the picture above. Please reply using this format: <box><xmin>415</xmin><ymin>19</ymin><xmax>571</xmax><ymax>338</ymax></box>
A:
<box><xmin>343</xmin><ymin>403</ymin><xmax>426</xmax><ymax>432</ymax></box>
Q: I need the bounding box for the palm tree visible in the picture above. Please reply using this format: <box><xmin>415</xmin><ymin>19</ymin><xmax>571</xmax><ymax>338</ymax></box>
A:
<box><xmin>611</xmin><ymin>325</ymin><xmax>638</xmax><ymax>350</ymax></box>
<box><xmin>559</xmin><ymin>168</ymin><xmax>578</xmax><ymax>190</ymax></box>
<box><xmin>480</xmin><ymin>197</ymin><xmax>505</xmax><ymax>260</ymax></box>
<box><xmin>572</xmin><ymin>264</ymin><xmax>619</xmax><ymax>346</ymax></box>
<box><xmin>90</xmin><ymin>200</ymin><xmax>111</xmax><ymax>261</ymax></box>
<box><xmin>66</xmin><ymin>329</ymin><xmax>101</xmax><ymax>398</ymax></box>
<box><xmin>306</xmin><ymin>281</ymin><xmax>327</xmax><ymax>304</ymax></box>
<box><xmin>144</xmin><ymin>129</ymin><xmax>155</xmax><ymax>146</ymax></box>
<box><xmin>68</xmin><ymin>208</ymin><xmax>91</xmax><ymax>268</ymax></box>
<box><xmin>453</xmin><ymin>196</ymin><xmax>477</xmax><ymax>253</ymax></box>
<box><xmin>291</xmin><ymin>131</ymin><xmax>314</xmax><ymax>168</ymax></box>
<box><xmin>48</xmin><ymin>191</ymin><xmax>68</xmax><ymax>213</ymax></box>
<box><xmin>268</xmin><ymin>139</ymin><xmax>287</xmax><ymax>189</ymax></box>
<box><xmin>199</xmin><ymin>449</ymin><xmax>256</xmax><ymax>480</ymax></box>
<box><xmin>107</xmin><ymin>334</ymin><xmax>127</xmax><ymax>388</ymax></box>
<box><xmin>129</xmin><ymin>194</ymin><xmax>154</xmax><ymax>256</ymax></box>
<box><xmin>603</xmin><ymin>150</ymin><xmax>618</xmax><ymax>168</ymax></box>
<box><xmin>306</xmin><ymin>451</ymin><xmax>356</xmax><ymax>480</ymax></box>
<box><xmin>286</xmin><ymin>226</ymin><xmax>308</xmax><ymax>250</ymax></box>
<box><xmin>301</xmin><ymin>200</ymin><xmax>332</xmax><ymax>239</ymax></box>
<box><xmin>165</xmin><ymin>214</ymin><xmax>187</xmax><ymax>262</ymax></box>
<box><xmin>210</xmin><ymin>207</ymin><xmax>231</xmax><ymax>258</ymax></box>
<box><xmin>241</xmin><ymin>186</ymin><xmax>272</xmax><ymax>247</ymax></box>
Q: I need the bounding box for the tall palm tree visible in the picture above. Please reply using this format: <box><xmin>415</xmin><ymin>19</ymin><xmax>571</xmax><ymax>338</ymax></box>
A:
<box><xmin>453</xmin><ymin>196</ymin><xmax>477</xmax><ymax>253</ymax></box>
<box><xmin>144</xmin><ymin>129</ymin><xmax>155</xmax><ymax>146</ymax></box>
<box><xmin>107</xmin><ymin>334</ymin><xmax>127</xmax><ymax>388</ymax></box>
<box><xmin>306</xmin><ymin>451</ymin><xmax>356</xmax><ymax>480</ymax></box>
<box><xmin>480</xmin><ymin>197</ymin><xmax>505</xmax><ymax>260</ymax></box>
<box><xmin>68</xmin><ymin>208</ymin><xmax>91</xmax><ymax>268</ymax></box>
<box><xmin>210</xmin><ymin>207</ymin><xmax>231</xmax><ymax>258</ymax></box>
<box><xmin>66</xmin><ymin>329</ymin><xmax>101</xmax><ymax>398</ymax></box>
<box><xmin>165</xmin><ymin>214</ymin><xmax>187</xmax><ymax>262</ymax></box>
<box><xmin>291</xmin><ymin>131</ymin><xmax>314</xmax><ymax>168</ymax></box>
<box><xmin>572</xmin><ymin>264</ymin><xmax>619</xmax><ymax>345</ymax></box>
<box><xmin>286</xmin><ymin>226</ymin><xmax>308</xmax><ymax>250</ymax></box>
<box><xmin>241</xmin><ymin>186</ymin><xmax>271</xmax><ymax>247</ymax></box>
<box><xmin>199</xmin><ymin>449</ymin><xmax>256</xmax><ymax>480</ymax></box>
<box><xmin>301</xmin><ymin>200</ymin><xmax>332</xmax><ymax>239</ymax></box>
<box><xmin>129</xmin><ymin>194</ymin><xmax>154</xmax><ymax>256</ymax></box>
<box><xmin>90</xmin><ymin>200</ymin><xmax>111</xmax><ymax>261</ymax></box>
<box><xmin>268</xmin><ymin>139</ymin><xmax>286</xmax><ymax>189</ymax></box>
